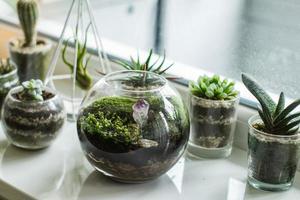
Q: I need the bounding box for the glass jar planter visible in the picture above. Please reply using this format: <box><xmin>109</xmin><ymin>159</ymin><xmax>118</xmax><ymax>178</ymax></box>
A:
<box><xmin>247</xmin><ymin>115</ymin><xmax>300</xmax><ymax>191</ymax></box>
<box><xmin>0</xmin><ymin>61</ymin><xmax>19</xmax><ymax>113</ymax></box>
<box><xmin>1</xmin><ymin>86</ymin><xmax>66</xmax><ymax>149</ymax></box>
<box><xmin>77</xmin><ymin>70</ymin><xmax>190</xmax><ymax>183</ymax></box>
<box><xmin>188</xmin><ymin>94</ymin><xmax>239</xmax><ymax>158</ymax></box>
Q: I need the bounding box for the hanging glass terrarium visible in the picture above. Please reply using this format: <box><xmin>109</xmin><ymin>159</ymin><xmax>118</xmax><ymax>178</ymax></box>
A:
<box><xmin>45</xmin><ymin>0</ymin><xmax>110</xmax><ymax>121</ymax></box>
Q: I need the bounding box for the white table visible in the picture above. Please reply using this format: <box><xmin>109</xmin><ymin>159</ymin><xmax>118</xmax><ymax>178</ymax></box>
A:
<box><xmin>0</xmin><ymin>122</ymin><xmax>300</xmax><ymax>200</ymax></box>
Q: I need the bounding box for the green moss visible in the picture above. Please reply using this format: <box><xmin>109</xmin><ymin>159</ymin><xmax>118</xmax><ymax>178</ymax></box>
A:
<box><xmin>80</xmin><ymin>111</ymin><xmax>140</xmax><ymax>148</ymax></box>
<box><xmin>79</xmin><ymin>95</ymin><xmax>188</xmax><ymax>151</ymax></box>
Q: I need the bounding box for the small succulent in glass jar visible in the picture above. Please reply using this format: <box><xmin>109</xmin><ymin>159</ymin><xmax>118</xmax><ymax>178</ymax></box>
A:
<box><xmin>242</xmin><ymin>73</ymin><xmax>300</xmax><ymax>191</ymax></box>
<box><xmin>1</xmin><ymin>79</ymin><xmax>65</xmax><ymax>149</ymax></box>
<box><xmin>18</xmin><ymin>79</ymin><xmax>44</xmax><ymax>101</ymax></box>
<box><xmin>188</xmin><ymin>74</ymin><xmax>239</xmax><ymax>158</ymax></box>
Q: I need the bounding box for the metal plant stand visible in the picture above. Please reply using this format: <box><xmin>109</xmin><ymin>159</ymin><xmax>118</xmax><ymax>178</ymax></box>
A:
<box><xmin>45</xmin><ymin>0</ymin><xmax>110</xmax><ymax>122</ymax></box>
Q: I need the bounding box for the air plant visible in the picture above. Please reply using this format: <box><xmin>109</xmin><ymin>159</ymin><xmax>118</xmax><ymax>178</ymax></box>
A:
<box><xmin>62</xmin><ymin>24</ymin><xmax>92</xmax><ymax>90</ymax></box>
<box><xmin>113</xmin><ymin>49</ymin><xmax>175</xmax><ymax>87</ymax></box>
<box><xmin>189</xmin><ymin>74</ymin><xmax>238</xmax><ymax>100</ymax></box>
<box><xmin>242</xmin><ymin>73</ymin><xmax>300</xmax><ymax>135</ymax></box>
<box><xmin>114</xmin><ymin>49</ymin><xmax>174</xmax><ymax>77</ymax></box>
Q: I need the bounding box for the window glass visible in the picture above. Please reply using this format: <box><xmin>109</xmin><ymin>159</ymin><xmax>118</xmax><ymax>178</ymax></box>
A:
<box><xmin>2</xmin><ymin>0</ymin><xmax>300</xmax><ymax>98</ymax></box>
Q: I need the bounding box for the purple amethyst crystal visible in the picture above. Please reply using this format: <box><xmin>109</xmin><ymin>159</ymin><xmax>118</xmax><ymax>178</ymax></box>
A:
<box><xmin>132</xmin><ymin>99</ymin><xmax>150</xmax><ymax>127</ymax></box>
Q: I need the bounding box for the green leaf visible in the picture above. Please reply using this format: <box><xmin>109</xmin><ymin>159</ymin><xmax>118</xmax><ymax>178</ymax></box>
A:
<box><xmin>274</xmin><ymin>99</ymin><xmax>300</xmax><ymax>124</ymax></box>
<box><xmin>286</xmin><ymin>126</ymin><xmax>299</xmax><ymax>135</ymax></box>
<box><xmin>242</xmin><ymin>73</ymin><xmax>276</xmax><ymax>116</ymax></box>
<box><xmin>272</xmin><ymin>119</ymin><xmax>300</xmax><ymax>134</ymax></box>
<box><xmin>274</xmin><ymin>112</ymin><xmax>300</xmax><ymax>127</ymax></box>
<box><xmin>205</xmin><ymin>90</ymin><xmax>214</xmax><ymax>98</ymax></box>
<box><xmin>258</xmin><ymin>107</ymin><xmax>273</xmax><ymax>130</ymax></box>
<box><xmin>144</xmin><ymin>49</ymin><xmax>153</xmax><ymax>70</ymax></box>
<box><xmin>273</xmin><ymin>92</ymin><xmax>285</xmax><ymax>118</ymax></box>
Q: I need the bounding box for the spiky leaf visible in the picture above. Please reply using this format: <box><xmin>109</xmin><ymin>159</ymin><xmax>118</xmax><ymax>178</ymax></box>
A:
<box><xmin>242</xmin><ymin>74</ymin><xmax>276</xmax><ymax>116</ymax></box>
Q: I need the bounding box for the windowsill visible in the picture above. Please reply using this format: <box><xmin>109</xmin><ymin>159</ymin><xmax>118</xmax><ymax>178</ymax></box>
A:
<box><xmin>0</xmin><ymin>15</ymin><xmax>300</xmax><ymax>199</ymax></box>
<box><xmin>0</xmin><ymin>122</ymin><xmax>299</xmax><ymax>200</ymax></box>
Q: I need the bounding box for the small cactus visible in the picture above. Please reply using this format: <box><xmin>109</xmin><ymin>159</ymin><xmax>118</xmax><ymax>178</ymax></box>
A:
<box><xmin>0</xmin><ymin>58</ymin><xmax>15</xmax><ymax>75</ymax></box>
<box><xmin>17</xmin><ymin>0</ymin><xmax>39</xmax><ymax>47</ymax></box>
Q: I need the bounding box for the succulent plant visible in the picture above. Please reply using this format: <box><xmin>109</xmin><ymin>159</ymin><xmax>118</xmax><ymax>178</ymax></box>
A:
<box><xmin>17</xmin><ymin>0</ymin><xmax>39</xmax><ymax>48</ymax></box>
<box><xmin>19</xmin><ymin>79</ymin><xmax>44</xmax><ymax>101</ymax></box>
<box><xmin>242</xmin><ymin>73</ymin><xmax>300</xmax><ymax>135</ymax></box>
<box><xmin>189</xmin><ymin>74</ymin><xmax>238</xmax><ymax>100</ymax></box>
<box><xmin>62</xmin><ymin>24</ymin><xmax>92</xmax><ymax>90</ymax></box>
<box><xmin>0</xmin><ymin>58</ymin><xmax>15</xmax><ymax>75</ymax></box>
<box><xmin>114</xmin><ymin>49</ymin><xmax>173</xmax><ymax>76</ymax></box>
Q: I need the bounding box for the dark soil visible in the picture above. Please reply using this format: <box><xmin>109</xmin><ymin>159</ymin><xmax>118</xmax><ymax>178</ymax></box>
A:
<box><xmin>14</xmin><ymin>90</ymin><xmax>54</xmax><ymax>101</ymax></box>
<box><xmin>190</xmin><ymin>103</ymin><xmax>237</xmax><ymax>148</ymax></box>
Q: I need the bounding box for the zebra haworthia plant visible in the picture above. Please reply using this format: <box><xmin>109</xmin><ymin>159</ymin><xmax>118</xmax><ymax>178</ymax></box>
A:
<box><xmin>242</xmin><ymin>73</ymin><xmax>300</xmax><ymax>135</ymax></box>
<box><xmin>189</xmin><ymin>74</ymin><xmax>239</xmax><ymax>100</ymax></box>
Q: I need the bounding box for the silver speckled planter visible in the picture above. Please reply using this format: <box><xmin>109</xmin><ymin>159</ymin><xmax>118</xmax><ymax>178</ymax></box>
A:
<box><xmin>1</xmin><ymin>86</ymin><xmax>66</xmax><ymax>149</ymax></box>
<box><xmin>188</xmin><ymin>94</ymin><xmax>239</xmax><ymax>158</ymax></box>
<box><xmin>9</xmin><ymin>38</ymin><xmax>52</xmax><ymax>82</ymax></box>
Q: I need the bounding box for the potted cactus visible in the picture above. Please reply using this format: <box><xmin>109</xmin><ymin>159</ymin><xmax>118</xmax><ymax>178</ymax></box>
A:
<box><xmin>1</xmin><ymin>79</ymin><xmax>65</xmax><ymax>149</ymax></box>
<box><xmin>188</xmin><ymin>75</ymin><xmax>239</xmax><ymax>158</ymax></box>
<box><xmin>0</xmin><ymin>58</ymin><xmax>19</xmax><ymax>112</ymax></box>
<box><xmin>9</xmin><ymin>0</ymin><xmax>52</xmax><ymax>82</ymax></box>
<box><xmin>242</xmin><ymin>74</ymin><xmax>300</xmax><ymax>191</ymax></box>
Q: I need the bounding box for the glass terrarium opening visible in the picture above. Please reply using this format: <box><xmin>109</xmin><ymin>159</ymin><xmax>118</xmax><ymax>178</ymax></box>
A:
<box><xmin>104</xmin><ymin>70</ymin><xmax>167</xmax><ymax>92</ymax></box>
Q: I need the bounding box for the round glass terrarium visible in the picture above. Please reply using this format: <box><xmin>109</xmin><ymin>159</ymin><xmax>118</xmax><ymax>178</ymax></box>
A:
<box><xmin>77</xmin><ymin>70</ymin><xmax>190</xmax><ymax>183</ymax></box>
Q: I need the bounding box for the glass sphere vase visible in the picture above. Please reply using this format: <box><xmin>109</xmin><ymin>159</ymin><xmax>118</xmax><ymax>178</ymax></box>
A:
<box><xmin>77</xmin><ymin>70</ymin><xmax>190</xmax><ymax>183</ymax></box>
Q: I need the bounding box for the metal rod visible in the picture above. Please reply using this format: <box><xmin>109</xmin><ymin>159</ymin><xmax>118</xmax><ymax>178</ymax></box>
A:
<box><xmin>85</xmin><ymin>0</ymin><xmax>111</xmax><ymax>73</ymax></box>
<box><xmin>70</xmin><ymin>0</ymin><xmax>82</xmax><ymax>121</ymax></box>
<box><xmin>44</xmin><ymin>0</ymin><xmax>76</xmax><ymax>85</ymax></box>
